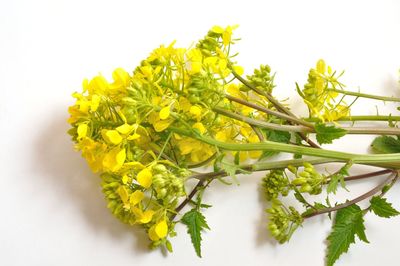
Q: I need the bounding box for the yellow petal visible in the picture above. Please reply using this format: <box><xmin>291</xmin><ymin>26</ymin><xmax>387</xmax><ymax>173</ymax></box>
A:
<box><xmin>117</xmin><ymin>186</ymin><xmax>129</xmax><ymax>204</ymax></box>
<box><xmin>215</xmin><ymin>131</ymin><xmax>227</xmax><ymax>142</ymax></box>
<box><xmin>140</xmin><ymin>210</ymin><xmax>155</xmax><ymax>224</ymax></box>
<box><xmin>116</xmin><ymin>123</ymin><xmax>134</xmax><ymax>135</ymax></box>
<box><xmin>233</xmin><ymin>65</ymin><xmax>244</xmax><ymax>75</ymax></box>
<box><xmin>102</xmin><ymin>130</ymin><xmax>123</xmax><ymax>145</ymax></box>
<box><xmin>90</xmin><ymin>95</ymin><xmax>100</xmax><ymax>112</ymax></box>
<box><xmin>112</xmin><ymin>68</ymin><xmax>130</xmax><ymax>87</ymax></box>
<box><xmin>127</xmin><ymin>133</ymin><xmax>141</xmax><ymax>140</ymax></box>
<box><xmin>316</xmin><ymin>59</ymin><xmax>326</xmax><ymax>74</ymax></box>
<box><xmin>137</xmin><ymin>168</ymin><xmax>152</xmax><ymax>188</ymax></box>
<box><xmin>77</xmin><ymin>124</ymin><xmax>88</xmax><ymax>140</ymax></box>
<box><xmin>192</xmin><ymin>122</ymin><xmax>206</xmax><ymax>134</ymax></box>
<box><xmin>140</xmin><ymin>66</ymin><xmax>153</xmax><ymax>79</ymax></box>
<box><xmin>130</xmin><ymin>190</ymin><xmax>144</xmax><ymax>206</ymax></box>
<box><xmin>189</xmin><ymin>105</ymin><xmax>202</xmax><ymax>117</ymax></box>
<box><xmin>124</xmin><ymin>161</ymin><xmax>145</xmax><ymax>169</ymax></box>
<box><xmin>155</xmin><ymin>220</ymin><xmax>168</xmax><ymax>238</ymax></box>
<box><xmin>153</xmin><ymin>119</ymin><xmax>172</xmax><ymax>132</ymax></box>
<box><xmin>116</xmin><ymin>148</ymin><xmax>126</xmax><ymax>166</ymax></box>
<box><xmin>88</xmin><ymin>75</ymin><xmax>109</xmax><ymax>94</ymax></box>
<box><xmin>82</xmin><ymin>79</ymin><xmax>89</xmax><ymax>92</ymax></box>
<box><xmin>211</xmin><ymin>25</ymin><xmax>224</xmax><ymax>34</ymax></box>
<box><xmin>122</xmin><ymin>175</ymin><xmax>129</xmax><ymax>184</ymax></box>
<box><xmin>148</xmin><ymin>225</ymin><xmax>159</xmax><ymax>241</ymax></box>
<box><xmin>103</xmin><ymin>147</ymin><xmax>125</xmax><ymax>172</ymax></box>
<box><xmin>159</xmin><ymin>106</ymin><xmax>170</xmax><ymax>120</ymax></box>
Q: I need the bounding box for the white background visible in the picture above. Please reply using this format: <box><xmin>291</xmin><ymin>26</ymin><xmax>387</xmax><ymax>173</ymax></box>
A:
<box><xmin>1</xmin><ymin>0</ymin><xmax>400</xmax><ymax>265</ymax></box>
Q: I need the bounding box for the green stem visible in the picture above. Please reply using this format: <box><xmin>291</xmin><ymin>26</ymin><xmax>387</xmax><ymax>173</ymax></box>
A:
<box><xmin>214</xmin><ymin>107</ymin><xmax>400</xmax><ymax>135</ymax></box>
<box><xmin>303</xmin><ymin>173</ymin><xmax>396</xmax><ymax>218</ymax></box>
<box><xmin>170</xmin><ymin>127</ymin><xmax>400</xmax><ymax>169</ymax></box>
<box><xmin>225</xmin><ymin>94</ymin><xmax>314</xmax><ymax>128</ymax></box>
<box><xmin>304</xmin><ymin>115</ymin><xmax>400</xmax><ymax>122</ymax></box>
<box><xmin>327</xmin><ymin>88</ymin><xmax>400</xmax><ymax>102</ymax></box>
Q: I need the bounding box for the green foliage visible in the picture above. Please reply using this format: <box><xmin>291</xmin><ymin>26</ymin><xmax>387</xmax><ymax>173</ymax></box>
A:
<box><xmin>371</xmin><ymin>136</ymin><xmax>400</xmax><ymax>153</ymax></box>
<box><xmin>315</xmin><ymin>122</ymin><xmax>347</xmax><ymax>144</ymax></box>
<box><xmin>370</xmin><ymin>196</ymin><xmax>400</xmax><ymax>218</ymax></box>
<box><xmin>181</xmin><ymin>208</ymin><xmax>210</xmax><ymax>258</ymax></box>
<box><xmin>326</xmin><ymin>204</ymin><xmax>368</xmax><ymax>266</ymax></box>
<box><xmin>326</xmin><ymin>162</ymin><xmax>352</xmax><ymax>194</ymax></box>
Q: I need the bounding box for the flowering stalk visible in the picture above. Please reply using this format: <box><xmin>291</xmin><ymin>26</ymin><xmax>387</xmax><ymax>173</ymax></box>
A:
<box><xmin>67</xmin><ymin>25</ymin><xmax>400</xmax><ymax>265</ymax></box>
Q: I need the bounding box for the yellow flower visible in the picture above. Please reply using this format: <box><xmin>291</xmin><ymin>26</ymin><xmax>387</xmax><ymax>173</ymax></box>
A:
<box><xmin>90</xmin><ymin>95</ymin><xmax>101</xmax><ymax>111</ymax></box>
<box><xmin>148</xmin><ymin>220</ymin><xmax>168</xmax><ymax>241</ymax></box>
<box><xmin>116</xmin><ymin>123</ymin><xmax>135</xmax><ymax>135</ymax></box>
<box><xmin>86</xmin><ymin>75</ymin><xmax>110</xmax><ymax>95</ymax></box>
<box><xmin>186</xmin><ymin>48</ymin><xmax>203</xmax><ymax>74</ymax></box>
<box><xmin>111</xmin><ymin>68</ymin><xmax>130</xmax><ymax>90</ymax></box>
<box><xmin>117</xmin><ymin>185</ymin><xmax>130</xmax><ymax>209</ymax></box>
<box><xmin>232</xmin><ymin>65</ymin><xmax>244</xmax><ymax>75</ymax></box>
<box><xmin>192</xmin><ymin>122</ymin><xmax>206</xmax><ymax>134</ymax></box>
<box><xmin>132</xmin><ymin>207</ymin><xmax>155</xmax><ymax>224</ymax></box>
<box><xmin>153</xmin><ymin>119</ymin><xmax>173</xmax><ymax>132</ymax></box>
<box><xmin>76</xmin><ymin>137</ymin><xmax>107</xmax><ymax>173</ymax></box>
<box><xmin>140</xmin><ymin>66</ymin><xmax>154</xmax><ymax>80</ymax></box>
<box><xmin>189</xmin><ymin>105</ymin><xmax>202</xmax><ymax>120</ymax></box>
<box><xmin>159</xmin><ymin>106</ymin><xmax>171</xmax><ymax>120</ymax></box>
<box><xmin>130</xmin><ymin>190</ymin><xmax>144</xmax><ymax>206</ymax></box>
<box><xmin>103</xmin><ymin>147</ymin><xmax>126</xmax><ymax>172</ymax></box>
<box><xmin>222</xmin><ymin>25</ymin><xmax>238</xmax><ymax>46</ymax></box>
<box><xmin>77</xmin><ymin>124</ymin><xmax>88</xmax><ymax>140</ymax></box>
<box><xmin>137</xmin><ymin>168</ymin><xmax>152</xmax><ymax>188</ymax></box>
<box><xmin>102</xmin><ymin>129</ymin><xmax>123</xmax><ymax>145</ymax></box>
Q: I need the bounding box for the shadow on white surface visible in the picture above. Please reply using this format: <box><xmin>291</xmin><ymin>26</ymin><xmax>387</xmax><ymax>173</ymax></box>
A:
<box><xmin>34</xmin><ymin>111</ymin><xmax>151</xmax><ymax>254</ymax></box>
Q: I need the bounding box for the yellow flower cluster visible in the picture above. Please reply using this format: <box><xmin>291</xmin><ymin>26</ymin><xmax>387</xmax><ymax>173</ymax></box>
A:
<box><xmin>301</xmin><ymin>59</ymin><xmax>350</xmax><ymax>122</ymax></box>
<box><xmin>68</xmin><ymin>25</ymin><xmax>275</xmax><ymax>249</ymax></box>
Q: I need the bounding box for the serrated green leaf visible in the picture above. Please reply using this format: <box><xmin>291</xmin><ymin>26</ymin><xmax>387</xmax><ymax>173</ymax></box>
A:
<box><xmin>371</xmin><ymin>136</ymin><xmax>400</xmax><ymax>154</ymax></box>
<box><xmin>370</xmin><ymin>196</ymin><xmax>400</xmax><ymax>218</ymax></box>
<box><xmin>315</xmin><ymin>123</ymin><xmax>347</xmax><ymax>145</ymax></box>
<box><xmin>327</xmin><ymin>162</ymin><xmax>352</xmax><ymax>194</ymax></box>
<box><xmin>181</xmin><ymin>208</ymin><xmax>210</xmax><ymax>257</ymax></box>
<box><xmin>326</xmin><ymin>204</ymin><xmax>368</xmax><ymax>266</ymax></box>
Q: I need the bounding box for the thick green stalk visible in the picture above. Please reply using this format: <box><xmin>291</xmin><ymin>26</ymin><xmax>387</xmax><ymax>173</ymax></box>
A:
<box><xmin>304</xmin><ymin>115</ymin><xmax>400</xmax><ymax>122</ymax></box>
<box><xmin>214</xmin><ymin>107</ymin><xmax>400</xmax><ymax>135</ymax></box>
<box><xmin>170</xmin><ymin>127</ymin><xmax>400</xmax><ymax>169</ymax></box>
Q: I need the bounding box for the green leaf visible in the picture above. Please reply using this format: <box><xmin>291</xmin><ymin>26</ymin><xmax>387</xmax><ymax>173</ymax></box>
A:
<box><xmin>327</xmin><ymin>162</ymin><xmax>352</xmax><ymax>194</ymax></box>
<box><xmin>181</xmin><ymin>208</ymin><xmax>210</xmax><ymax>258</ymax></box>
<box><xmin>217</xmin><ymin>159</ymin><xmax>250</xmax><ymax>185</ymax></box>
<box><xmin>326</xmin><ymin>204</ymin><xmax>368</xmax><ymax>266</ymax></box>
<box><xmin>370</xmin><ymin>196</ymin><xmax>400</xmax><ymax>218</ymax></box>
<box><xmin>315</xmin><ymin>122</ymin><xmax>347</xmax><ymax>145</ymax></box>
<box><xmin>371</xmin><ymin>136</ymin><xmax>400</xmax><ymax>154</ymax></box>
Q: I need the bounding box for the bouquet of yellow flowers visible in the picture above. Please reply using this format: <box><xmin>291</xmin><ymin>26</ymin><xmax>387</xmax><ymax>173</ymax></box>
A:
<box><xmin>68</xmin><ymin>25</ymin><xmax>400</xmax><ymax>265</ymax></box>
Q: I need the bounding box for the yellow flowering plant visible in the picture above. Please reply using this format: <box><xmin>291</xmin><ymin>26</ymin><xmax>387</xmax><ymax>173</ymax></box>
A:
<box><xmin>68</xmin><ymin>26</ymin><xmax>400</xmax><ymax>265</ymax></box>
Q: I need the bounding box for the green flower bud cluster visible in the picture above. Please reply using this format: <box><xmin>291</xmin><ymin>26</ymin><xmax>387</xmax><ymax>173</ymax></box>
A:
<box><xmin>266</xmin><ymin>200</ymin><xmax>303</xmax><ymax>243</ymax></box>
<box><xmin>289</xmin><ymin>162</ymin><xmax>325</xmax><ymax>195</ymax></box>
<box><xmin>152</xmin><ymin>164</ymin><xmax>187</xmax><ymax>204</ymax></box>
<box><xmin>303</xmin><ymin>68</ymin><xmax>326</xmax><ymax>107</ymax></box>
<box><xmin>187</xmin><ymin>74</ymin><xmax>222</xmax><ymax>106</ymax></box>
<box><xmin>101</xmin><ymin>173</ymin><xmax>136</xmax><ymax>225</ymax></box>
<box><xmin>196</xmin><ymin>30</ymin><xmax>223</xmax><ymax>57</ymax></box>
<box><xmin>246</xmin><ymin>64</ymin><xmax>274</xmax><ymax>94</ymax></box>
<box><xmin>261</xmin><ymin>170</ymin><xmax>290</xmax><ymax>200</ymax></box>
